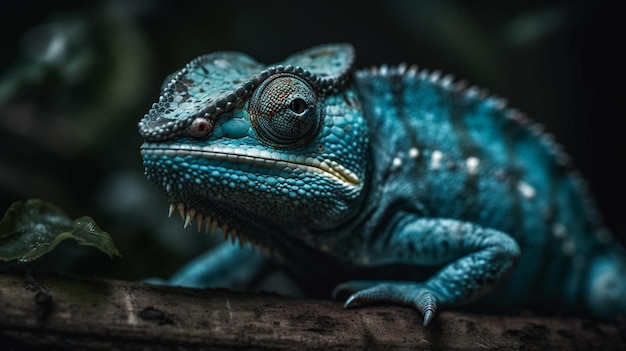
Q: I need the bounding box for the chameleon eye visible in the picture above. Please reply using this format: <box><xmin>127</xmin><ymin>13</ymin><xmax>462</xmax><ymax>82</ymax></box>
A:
<box><xmin>248</xmin><ymin>73</ymin><xmax>322</xmax><ymax>148</ymax></box>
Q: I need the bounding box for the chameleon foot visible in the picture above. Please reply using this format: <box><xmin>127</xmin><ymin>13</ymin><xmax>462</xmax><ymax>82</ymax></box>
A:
<box><xmin>333</xmin><ymin>280</ymin><xmax>439</xmax><ymax>326</ymax></box>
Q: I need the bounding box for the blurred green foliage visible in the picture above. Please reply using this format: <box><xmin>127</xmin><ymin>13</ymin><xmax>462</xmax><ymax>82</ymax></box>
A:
<box><xmin>0</xmin><ymin>199</ymin><xmax>120</xmax><ymax>263</ymax></box>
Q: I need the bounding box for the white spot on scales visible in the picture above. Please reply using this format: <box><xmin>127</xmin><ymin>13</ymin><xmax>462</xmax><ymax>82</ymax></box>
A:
<box><xmin>466</xmin><ymin>157</ymin><xmax>480</xmax><ymax>175</ymax></box>
<box><xmin>430</xmin><ymin>150</ymin><xmax>443</xmax><ymax>170</ymax></box>
<box><xmin>391</xmin><ymin>148</ymin><xmax>420</xmax><ymax>171</ymax></box>
<box><xmin>391</xmin><ymin>157</ymin><xmax>402</xmax><ymax>171</ymax></box>
<box><xmin>517</xmin><ymin>181</ymin><xmax>536</xmax><ymax>199</ymax></box>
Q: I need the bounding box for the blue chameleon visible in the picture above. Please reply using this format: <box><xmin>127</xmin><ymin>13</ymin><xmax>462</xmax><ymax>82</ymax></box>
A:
<box><xmin>139</xmin><ymin>44</ymin><xmax>626</xmax><ymax>326</ymax></box>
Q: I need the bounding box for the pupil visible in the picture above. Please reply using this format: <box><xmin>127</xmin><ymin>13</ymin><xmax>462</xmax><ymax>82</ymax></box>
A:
<box><xmin>289</xmin><ymin>98</ymin><xmax>307</xmax><ymax>114</ymax></box>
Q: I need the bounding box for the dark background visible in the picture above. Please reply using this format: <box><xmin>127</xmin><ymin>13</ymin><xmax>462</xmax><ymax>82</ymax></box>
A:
<box><xmin>0</xmin><ymin>0</ymin><xmax>623</xmax><ymax>280</ymax></box>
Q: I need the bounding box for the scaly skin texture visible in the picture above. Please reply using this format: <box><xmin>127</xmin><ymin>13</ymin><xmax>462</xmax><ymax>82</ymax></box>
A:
<box><xmin>139</xmin><ymin>44</ymin><xmax>626</xmax><ymax>326</ymax></box>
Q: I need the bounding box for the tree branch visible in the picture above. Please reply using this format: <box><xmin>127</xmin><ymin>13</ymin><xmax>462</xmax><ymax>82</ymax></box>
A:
<box><xmin>1</xmin><ymin>271</ymin><xmax>624</xmax><ymax>350</ymax></box>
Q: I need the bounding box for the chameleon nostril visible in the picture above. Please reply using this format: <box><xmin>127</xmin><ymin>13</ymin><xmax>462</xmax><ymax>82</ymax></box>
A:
<box><xmin>189</xmin><ymin>117</ymin><xmax>213</xmax><ymax>138</ymax></box>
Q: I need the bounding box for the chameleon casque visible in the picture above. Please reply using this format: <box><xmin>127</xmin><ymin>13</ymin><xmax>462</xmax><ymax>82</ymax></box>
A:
<box><xmin>139</xmin><ymin>43</ymin><xmax>626</xmax><ymax>326</ymax></box>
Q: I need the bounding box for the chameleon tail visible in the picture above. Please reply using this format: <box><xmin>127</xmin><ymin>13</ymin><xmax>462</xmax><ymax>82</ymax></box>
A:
<box><xmin>585</xmin><ymin>245</ymin><xmax>626</xmax><ymax>320</ymax></box>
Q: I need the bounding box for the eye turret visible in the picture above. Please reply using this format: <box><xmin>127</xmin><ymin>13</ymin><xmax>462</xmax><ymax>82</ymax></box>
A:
<box><xmin>247</xmin><ymin>74</ymin><xmax>322</xmax><ymax>148</ymax></box>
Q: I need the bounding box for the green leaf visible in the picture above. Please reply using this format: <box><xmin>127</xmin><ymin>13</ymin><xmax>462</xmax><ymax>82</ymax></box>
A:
<box><xmin>0</xmin><ymin>199</ymin><xmax>121</xmax><ymax>263</ymax></box>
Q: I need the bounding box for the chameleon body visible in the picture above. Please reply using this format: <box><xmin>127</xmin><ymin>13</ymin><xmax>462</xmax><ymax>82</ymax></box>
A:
<box><xmin>139</xmin><ymin>44</ymin><xmax>626</xmax><ymax>326</ymax></box>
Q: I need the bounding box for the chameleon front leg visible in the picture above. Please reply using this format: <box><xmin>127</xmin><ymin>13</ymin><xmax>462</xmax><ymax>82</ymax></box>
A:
<box><xmin>147</xmin><ymin>242</ymin><xmax>270</xmax><ymax>290</ymax></box>
<box><xmin>333</xmin><ymin>218</ymin><xmax>521</xmax><ymax>326</ymax></box>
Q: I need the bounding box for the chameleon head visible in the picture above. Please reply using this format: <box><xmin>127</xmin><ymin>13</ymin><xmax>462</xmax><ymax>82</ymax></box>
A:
<box><xmin>139</xmin><ymin>44</ymin><xmax>368</xmax><ymax>248</ymax></box>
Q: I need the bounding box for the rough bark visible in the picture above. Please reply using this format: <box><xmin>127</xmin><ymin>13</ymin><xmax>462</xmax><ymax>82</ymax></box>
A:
<box><xmin>0</xmin><ymin>271</ymin><xmax>624</xmax><ymax>350</ymax></box>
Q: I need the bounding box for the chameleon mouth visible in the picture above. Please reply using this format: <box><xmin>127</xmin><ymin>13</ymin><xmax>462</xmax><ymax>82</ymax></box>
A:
<box><xmin>140</xmin><ymin>143</ymin><xmax>361</xmax><ymax>186</ymax></box>
<box><xmin>166</xmin><ymin>201</ymin><xmax>279</xmax><ymax>258</ymax></box>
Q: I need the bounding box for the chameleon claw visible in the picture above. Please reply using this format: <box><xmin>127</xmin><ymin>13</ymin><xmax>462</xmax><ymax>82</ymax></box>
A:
<box><xmin>415</xmin><ymin>290</ymin><xmax>438</xmax><ymax>327</ymax></box>
<box><xmin>423</xmin><ymin>309</ymin><xmax>434</xmax><ymax>327</ymax></box>
<box><xmin>343</xmin><ymin>295</ymin><xmax>361</xmax><ymax>309</ymax></box>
